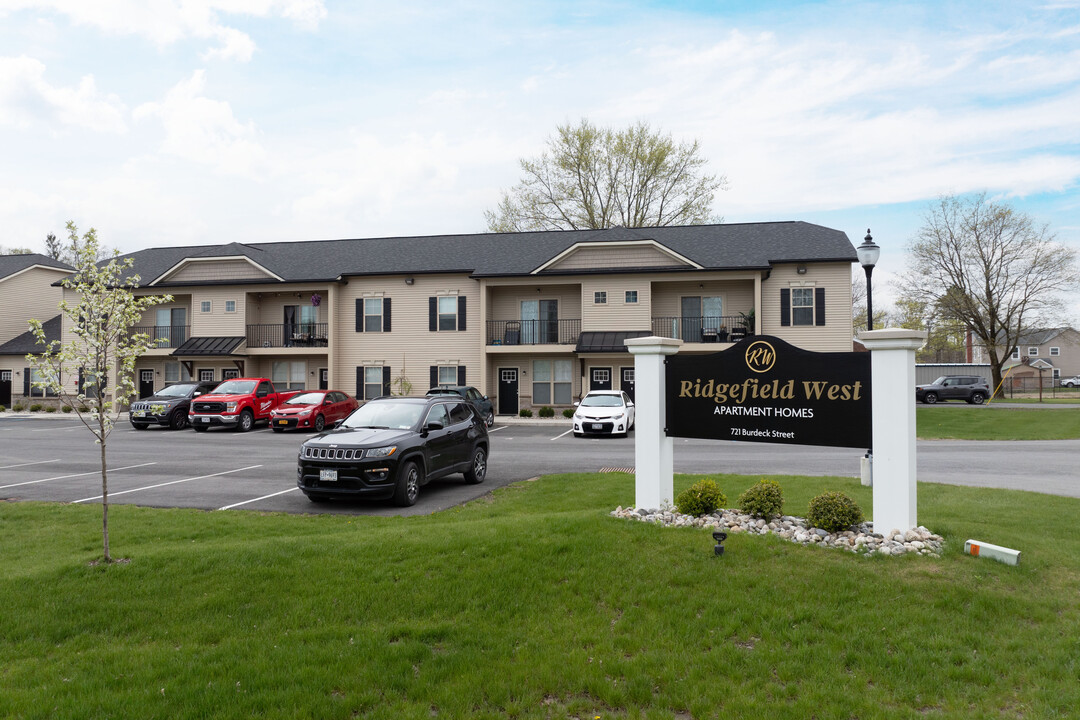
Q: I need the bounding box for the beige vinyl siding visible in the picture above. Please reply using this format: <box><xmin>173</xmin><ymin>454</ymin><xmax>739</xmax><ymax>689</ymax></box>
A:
<box><xmin>334</xmin><ymin>274</ymin><xmax>483</xmax><ymax>398</ymax></box>
<box><xmin>651</xmin><ymin>278</ymin><xmax>755</xmax><ymax>336</ymax></box>
<box><xmin>191</xmin><ymin>289</ymin><xmax>247</xmax><ymax>336</ymax></box>
<box><xmin>580</xmin><ymin>277</ymin><xmax>652</xmax><ymax>331</ymax></box>
<box><xmin>135</xmin><ymin>297</ymin><xmax>192</xmax><ymax>327</ymax></box>
<box><xmin>162</xmin><ymin>259</ymin><xmax>274</xmax><ymax>283</ymax></box>
<box><xmin>485</xmin><ymin>353</ymin><xmax>580</xmax><ymax>408</ymax></box>
<box><xmin>547</xmin><ymin>244</ymin><xmax>690</xmax><ymax>271</ymax></box>
<box><xmin>488</xmin><ymin>284</ymin><xmax>582</xmax><ymax>324</ymax></box>
<box><xmin>249</xmin><ymin>290</ymin><xmax>328</xmax><ymax>326</ymax></box>
<box><xmin>761</xmin><ymin>262</ymin><xmax>853</xmax><ymax>352</ymax></box>
<box><xmin>0</xmin><ymin>266</ymin><xmax>69</xmax><ymax>343</ymax></box>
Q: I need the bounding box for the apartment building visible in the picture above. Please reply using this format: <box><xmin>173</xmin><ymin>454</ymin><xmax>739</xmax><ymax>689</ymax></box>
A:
<box><xmin>10</xmin><ymin>222</ymin><xmax>859</xmax><ymax>413</ymax></box>
<box><xmin>0</xmin><ymin>253</ymin><xmax>73</xmax><ymax>407</ymax></box>
<box><xmin>973</xmin><ymin>327</ymin><xmax>1080</xmax><ymax>384</ymax></box>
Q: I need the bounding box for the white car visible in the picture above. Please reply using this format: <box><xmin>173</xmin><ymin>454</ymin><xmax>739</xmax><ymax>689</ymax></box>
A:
<box><xmin>1061</xmin><ymin>376</ymin><xmax>1080</xmax><ymax>388</ymax></box>
<box><xmin>572</xmin><ymin>390</ymin><xmax>635</xmax><ymax>437</ymax></box>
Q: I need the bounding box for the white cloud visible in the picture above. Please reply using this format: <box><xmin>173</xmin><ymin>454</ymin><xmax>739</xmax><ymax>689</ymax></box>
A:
<box><xmin>0</xmin><ymin>55</ymin><xmax>126</xmax><ymax>132</ymax></box>
<box><xmin>0</xmin><ymin>0</ymin><xmax>327</xmax><ymax>62</ymax></box>
<box><xmin>134</xmin><ymin>70</ymin><xmax>266</xmax><ymax>177</ymax></box>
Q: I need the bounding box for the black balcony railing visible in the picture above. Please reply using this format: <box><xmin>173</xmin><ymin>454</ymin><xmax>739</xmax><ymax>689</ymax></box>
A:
<box><xmin>487</xmin><ymin>319</ymin><xmax>581</xmax><ymax>346</ymax></box>
<box><xmin>131</xmin><ymin>325</ymin><xmax>189</xmax><ymax>348</ymax></box>
<box><xmin>247</xmin><ymin>323</ymin><xmax>328</xmax><ymax>348</ymax></box>
<box><xmin>651</xmin><ymin>315</ymin><xmax>750</xmax><ymax>343</ymax></box>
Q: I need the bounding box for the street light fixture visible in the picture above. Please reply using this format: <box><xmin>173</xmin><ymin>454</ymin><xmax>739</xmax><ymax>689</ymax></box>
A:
<box><xmin>857</xmin><ymin>229</ymin><xmax>881</xmax><ymax>332</ymax></box>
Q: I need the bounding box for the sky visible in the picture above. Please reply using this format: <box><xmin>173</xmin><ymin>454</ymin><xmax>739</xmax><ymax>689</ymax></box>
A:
<box><xmin>1</xmin><ymin>0</ymin><xmax>1078</xmax><ymax>316</ymax></box>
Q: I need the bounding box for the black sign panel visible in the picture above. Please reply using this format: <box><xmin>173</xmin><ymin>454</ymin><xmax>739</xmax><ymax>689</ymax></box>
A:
<box><xmin>665</xmin><ymin>335</ymin><xmax>871</xmax><ymax>449</ymax></box>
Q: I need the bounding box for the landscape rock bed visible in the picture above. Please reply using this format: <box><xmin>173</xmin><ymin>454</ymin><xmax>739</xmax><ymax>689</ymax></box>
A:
<box><xmin>611</xmin><ymin>506</ymin><xmax>944</xmax><ymax>557</ymax></box>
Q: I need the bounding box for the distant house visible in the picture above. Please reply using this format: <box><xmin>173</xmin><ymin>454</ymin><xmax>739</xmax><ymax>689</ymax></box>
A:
<box><xmin>972</xmin><ymin>327</ymin><xmax>1080</xmax><ymax>385</ymax></box>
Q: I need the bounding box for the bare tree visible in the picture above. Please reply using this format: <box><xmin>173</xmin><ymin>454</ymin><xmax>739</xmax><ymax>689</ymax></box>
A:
<box><xmin>898</xmin><ymin>194</ymin><xmax>1079</xmax><ymax>394</ymax></box>
<box><xmin>28</xmin><ymin>222</ymin><xmax>171</xmax><ymax>564</ymax></box>
<box><xmin>1</xmin><ymin>246</ymin><xmax>33</xmax><ymax>255</ymax></box>
<box><xmin>485</xmin><ymin>119</ymin><xmax>727</xmax><ymax>232</ymax></box>
<box><xmin>44</xmin><ymin>232</ymin><xmax>64</xmax><ymax>260</ymax></box>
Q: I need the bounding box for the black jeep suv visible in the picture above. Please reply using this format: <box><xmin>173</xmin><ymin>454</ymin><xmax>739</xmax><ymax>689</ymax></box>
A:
<box><xmin>129</xmin><ymin>381</ymin><xmax>220</xmax><ymax>430</ymax></box>
<box><xmin>296</xmin><ymin>395</ymin><xmax>489</xmax><ymax>506</ymax></box>
<box><xmin>915</xmin><ymin>376</ymin><xmax>991</xmax><ymax>404</ymax></box>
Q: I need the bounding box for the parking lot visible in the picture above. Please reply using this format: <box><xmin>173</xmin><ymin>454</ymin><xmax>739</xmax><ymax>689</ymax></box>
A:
<box><xmin>3</xmin><ymin>414</ymin><xmax>1080</xmax><ymax>514</ymax></box>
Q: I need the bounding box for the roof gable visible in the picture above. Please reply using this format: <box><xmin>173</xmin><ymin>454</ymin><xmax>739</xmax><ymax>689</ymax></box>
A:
<box><xmin>152</xmin><ymin>256</ymin><xmax>281</xmax><ymax>285</ymax></box>
<box><xmin>535</xmin><ymin>239</ymin><xmax>701</xmax><ymax>274</ymax></box>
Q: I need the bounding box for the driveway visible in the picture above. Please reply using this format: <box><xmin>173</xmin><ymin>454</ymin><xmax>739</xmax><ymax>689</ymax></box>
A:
<box><xmin>1</xmin><ymin>415</ymin><xmax>1078</xmax><ymax>516</ymax></box>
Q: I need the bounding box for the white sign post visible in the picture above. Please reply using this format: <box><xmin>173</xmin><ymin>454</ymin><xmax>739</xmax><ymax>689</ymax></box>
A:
<box><xmin>859</xmin><ymin>329</ymin><xmax>928</xmax><ymax>533</ymax></box>
<box><xmin>625</xmin><ymin>336</ymin><xmax>682</xmax><ymax>509</ymax></box>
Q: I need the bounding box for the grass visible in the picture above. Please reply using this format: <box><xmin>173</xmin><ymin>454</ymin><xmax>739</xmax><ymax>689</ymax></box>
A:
<box><xmin>2</xmin><ymin>473</ymin><xmax>1079</xmax><ymax>719</ymax></box>
<box><xmin>917</xmin><ymin>406</ymin><xmax>1080</xmax><ymax>440</ymax></box>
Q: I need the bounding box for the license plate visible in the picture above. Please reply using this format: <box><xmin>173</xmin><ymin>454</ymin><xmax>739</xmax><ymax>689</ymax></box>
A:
<box><xmin>592</xmin><ymin>423</ymin><xmax>604</xmax><ymax>430</ymax></box>
<box><xmin>201</xmin><ymin>417</ymin><xmax>209</xmax><ymax>423</ymax></box>
<box><xmin>320</xmin><ymin>469</ymin><xmax>338</xmax><ymax>482</ymax></box>
<box><xmin>134</xmin><ymin>411</ymin><xmax>145</xmax><ymax>417</ymax></box>
<box><xmin>278</xmin><ymin>419</ymin><xmax>289</xmax><ymax>425</ymax></box>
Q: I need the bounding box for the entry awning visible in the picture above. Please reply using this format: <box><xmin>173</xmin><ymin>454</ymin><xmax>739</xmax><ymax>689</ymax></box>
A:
<box><xmin>172</xmin><ymin>336</ymin><xmax>246</xmax><ymax>356</ymax></box>
<box><xmin>575</xmin><ymin>331</ymin><xmax>652</xmax><ymax>353</ymax></box>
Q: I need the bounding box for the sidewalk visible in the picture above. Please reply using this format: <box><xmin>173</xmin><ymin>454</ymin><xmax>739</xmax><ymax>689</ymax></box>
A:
<box><xmin>494</xmin><ymin>415</ymin><xmax>572</xmax><ymax>427</ymax></box>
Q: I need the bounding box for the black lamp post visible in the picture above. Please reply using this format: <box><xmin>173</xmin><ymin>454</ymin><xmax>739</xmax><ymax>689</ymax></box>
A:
<box><xmin>857</xmin><ymin>229</ymin><xmax>881</xmax><ymax>332</ymax></box>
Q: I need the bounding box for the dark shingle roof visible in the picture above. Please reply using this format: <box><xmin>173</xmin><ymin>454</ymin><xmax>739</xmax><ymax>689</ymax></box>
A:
<box><xmin>0</xmin><ymin>314</ymin><xmax>60</xmax><ymax>355</ymax></box>
<box><xmin>0</xmin><ymin>254</ymin><xmax>73</xmax><ymax>281</ymax></box>
<box><xmin>173</xmin><ymin>337</ymin><xmax>246</xmax><ymax>356</ymax></box>
<box><xmin>108</xmin><ymin>222</ymin><xmax>855</xmax><ymax>287</ymax></box>
<box><xmin>575</xmin><ymin>331</ymin><xmax>653</xmax><ymax>353</ymax></box>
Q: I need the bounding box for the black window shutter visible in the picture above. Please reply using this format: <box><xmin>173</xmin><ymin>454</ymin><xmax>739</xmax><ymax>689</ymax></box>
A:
<box><xmin>458</xmin><ymin>365</ymin><xmax>466</xmax><ymax>385</ymax></box>
<box><xmin>383</xmin><ymin>298</ymin><xmax>391</xmax><ymax>332</ymax></box>
<box><xmin>382</xmin><ymin>366</ymin><xmax>391</xmax><ymax>396</ymax></box>
<box><xmin>780</xmin><ymin>289</ymin><xmax>791</xmax><ymax>327</ymax></box>
<box><xmin>355</xmin><ymin>367</ymin><xmax>363</xmax><ymax>398</ymax></box>
<box><xmin>24</xmin><ymin>368</ymin><xmax>30</xmax><ymax>397</ymax></box>
<box><xmin>430</xmin><ymin>366</ymin><xmax>438</xmax><ymax>388</ymax></box>
<box><xmin>355</xmin><ymin>299</ymin><xmax>363</xmax><ymax>332</ymax></box>
<box><xmin>815</xmin><ymin>288</ymin><xmax>826</xmax><ymax>326</ymax></box>
<box><xmin>458</xmin><ymin>296</ymin><xmax>467</xmax><ymax>331</ymax></box>
<box><xmin>429</xmin><ymin>297</ymin><xmax>437</xmax><ymax>331</ymax></box>
<box><xmin>78</xmin><ymin>368</ymin><xmax>84</xmax><ymax>395</ymax></box>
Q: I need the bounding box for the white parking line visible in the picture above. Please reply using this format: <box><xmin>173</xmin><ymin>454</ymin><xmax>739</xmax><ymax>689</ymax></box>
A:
<box><xmin>217</xmin><ymin>487</ymin><xmax>299</xmax><ymax>511</ymax></box>
<box><xmin>31</xmin><ymin>426</ymin><xmax>83</xmax><ymax>432</ymax></box>
<box><xmin>0</xmin><ymin>459</ymin><xmax>61</xmax><ymax>470</ymax></box>
<box><xmin>0</xmin><ymin>462</ymin><xmax>158</xmax><ymax>490</ymax></box>
<box><xmin>551</xmin><ymin>429</ymin><xmax>573</xmax><ymax>440</ymax></box>
<box><xmin>72</xmin><ymin>465</ymin><xmax>263</xmax><ymax>503</ymax></box>
<box><xmin>487</xmin><ymin>426</ymin><xmax>508</xmax><ymax>433</ymax></box>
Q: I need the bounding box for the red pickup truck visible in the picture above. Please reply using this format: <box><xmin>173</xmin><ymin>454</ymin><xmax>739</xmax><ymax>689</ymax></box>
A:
<box><xmin>188</xmin><ymin>377</ymin><xmax>298</xmax><ymax>432</ymax></box>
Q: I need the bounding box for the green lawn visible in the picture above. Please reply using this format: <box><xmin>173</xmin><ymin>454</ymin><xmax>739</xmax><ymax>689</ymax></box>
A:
<box><xmin>4</xmin><ymin>474</ymin><xmax>1080</xmax><ymax>719</ymax></box>
<box><xmin>917</xmin><ymin>405</ymin><xmax>1080</xmax><ymax>440</ymax></box>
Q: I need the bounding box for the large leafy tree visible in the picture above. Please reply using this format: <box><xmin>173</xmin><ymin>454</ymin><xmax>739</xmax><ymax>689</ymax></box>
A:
<box><xmin>898</xmin><ymin>194</ymin><xmax>1078</xmax><ymax>394</ymax></box>
<box><xmin>485</xmin><ymin>119</ymin><xmax>726</xmax><ymax>232</ymax></box>
<box><xmin>28</xmin><ymin>222</ymin><xmax>171</xmax><ymax>564</ymax></box>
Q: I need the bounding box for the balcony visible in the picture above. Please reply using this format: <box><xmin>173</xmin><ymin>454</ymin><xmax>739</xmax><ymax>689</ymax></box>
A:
<box><xmin>131</xmin><ymin>325</ymin><xmax>190</xmax><ymax>349</ymax></box>
<box><xmin>486</xmin><ymin>319</ymin><xmax>581</xmax><ymax>346</ymax></box>
<box><xmin>247</xmin><ymin>323</ymin><xmax>328</xmax><ymax>348</ymax></box>
<box><xmin>651</xmin><ymin>315</ymin><xmax>750</xmax><ymax>343</ymax></box>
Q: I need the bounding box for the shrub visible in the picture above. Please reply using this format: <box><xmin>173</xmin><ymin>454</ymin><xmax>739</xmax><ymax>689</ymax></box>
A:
<box><xmin>61</xmin><ymin>405</ymin><xmax>73</xmax><ymax>413</ymax></box>
<box><xmin>0</xmin><ymin>405</ymin><xmax>5</xmax><ymax>412</ymax></box>
<box><xmin>29</xmin><ymin>404</ymin><xmax>43</xmax><ymax>412</ymax></box>
<box><xmin>538</xmin><ymin>406</ymin><xmax>555</xmax><ymax>418</ymax></box>
<box><xmin>807</xmin><ymin>492</ymin><xmax>864</xmax><ymax>533</ymax></box>
<box><xmin>518</xmin><ymin>408</ymin><xmax>533</xmax><ymax>418</ymax></box>
<box><xmin>45</xmin><ymin>406</ymin><xmax>57</xmax><ymax>413</ymax></box>
<box><xmin>562</xmin><ymin>408</ymin><xmax>574</xmax><ymax>418</ymax></box>
<box><xmin>738</xmin><ymin>479</ymin><xmax>784</xmax><ymax>518</ymax></box>
<box><xmin>13</xmin><ymin>403</ymin><xmax>24</xmax><ymax>412</ymax></box>
<box><xmin>675</xmin><ymin>479</ymin><xmax>726</xmax><ymax>516</ymax></box>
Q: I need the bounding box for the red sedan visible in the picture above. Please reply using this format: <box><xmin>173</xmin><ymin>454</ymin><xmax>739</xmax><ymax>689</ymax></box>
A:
<box><xmin>270</xmin><ymin>390</ymin><xmax>358</xmax><ymax>433</ymax></box>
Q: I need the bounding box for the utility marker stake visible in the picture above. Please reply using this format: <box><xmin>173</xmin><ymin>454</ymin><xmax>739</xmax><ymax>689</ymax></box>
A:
<box><xmin>965</xmin><ymin>539</ymin><xmax>1021</xmax><ymax>566</ymax></box>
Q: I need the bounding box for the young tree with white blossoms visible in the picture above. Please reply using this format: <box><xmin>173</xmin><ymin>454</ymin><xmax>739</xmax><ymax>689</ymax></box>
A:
<box><xmin>28</xmin><ymin>222</ymin><xmax>171</xmax><ymax>564</ymax></box>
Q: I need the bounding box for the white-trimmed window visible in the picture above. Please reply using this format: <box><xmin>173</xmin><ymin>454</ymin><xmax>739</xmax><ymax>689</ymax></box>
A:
<box><xmin>363</xmin><ymin>366</ymin><xmax>384</xmax><ymax>400</ymax></box>
<box><xmin>365</xmin><ymin>298</ymin><xmax>385</xmax><ymax>332</ymax></box>
<box><xmin>594</xmin><ymin>291</ymin><xmax>607</xmax><ymax>305</ymax></box>
<box><xmin>1028</xmin><ymin>347</ymin><xmax>1039</xmax><ymax>357</ymax></box>
<box><xmin>164</xmin><ymin>362</ymin><xmax>191</xmax><ymax>383</ymax></box>
<box><xmin>199</xmin><ymin>369</ymin><xmax>215</xmax><ymax>382</ymax></box>
<box><xmin>437</xmin><ymin>366</ymin><xmax>458</xmax><ymax>386</ymax></box>
<box><xmin>532</xmin><ymin>359</ymin><xmax>572</xmax><ymax>404</ymax></box>
<box><xmin>625</xmin><ymin>290</ymin><xmax>638</xmax><ymax>304</ymax></box>
<box><xmin>272</xmin><ymin>360</ymin><xmax>306</xmax><ymax>390</ymax></box>
<box><xmin>200</xmin><ymin>301</ymin><xmax>211</xmax><ymax>313</ymax></box>
<box><xmin>792</xmin><ymin>288</ymin><xmax>814</xmax><ymax>326</ymax></box>
<box><xmin>223</xmin><ymin>369</ymin><xmax>239</xmax><ymax>380</ymax></box>
<box><xmin>1050</xmin><ymin>347</ymin><xmax>1060</xmax><ymax>356</ymax></box>
<box><xmin>438</xmin><ymin>296</ymin><xmax>458</xmax><ymax>331</ymax></box>
<box><xmin>225</xmin><ymin>300</ymin><xmax>236</xmax><ymax>313</ymax></box>
<box><xmin>1053</xmin><ymin>368</ymin><xmax>1061</xmax><ymax>379</ymax></box>
<box><xmin>29</xmin><ymin>367</ymin><xmax>58</xmax><ymax>398</ymax></box>
<box><xmin>1011</xmin><ymin>347</ymin><xmax>1020</xmax><ymax>360</ymax></box>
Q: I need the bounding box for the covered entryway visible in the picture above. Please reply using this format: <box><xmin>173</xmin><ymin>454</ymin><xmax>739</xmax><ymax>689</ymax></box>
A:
<box><xmin>139</xmin><ymin>369</ymin><xmax>155</xmax><ymax>398</ymax></box>
<box><xmin>590</xmin><ymin>367</ymin><xmax>612</xmax><ymax>391</ymax></box>
<box><xmin>498</xmin><ymin>368</ymin><xmax>518</xmax><ymax>415</ymax></box>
